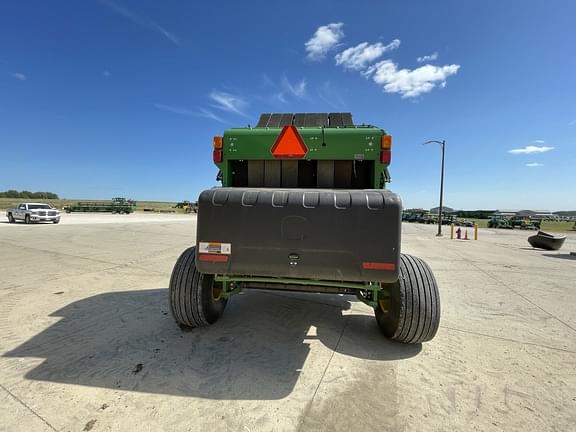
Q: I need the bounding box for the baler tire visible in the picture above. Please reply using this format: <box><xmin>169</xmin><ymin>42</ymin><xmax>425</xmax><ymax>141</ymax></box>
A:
<box><xmin>169</xmin><ymin>246</ymin><xmax>227</xmax><ymax>328</ymax></box>
<box><xmin>375</xmin><ymin>254</ymin><xmax>440</xmax><ymax>344</ymax></box>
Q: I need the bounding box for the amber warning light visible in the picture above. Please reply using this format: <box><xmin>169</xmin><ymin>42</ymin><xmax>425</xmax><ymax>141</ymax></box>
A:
<box><xmin>380</xmin><ymin>134</ymin><xmax>392</xmax><ymax>165</ymax></box>
<box><xmin>271</xmin><ymin>125</ymin><xmax>308</xmax><ymax>159</ymax></box>
<box><xmin>213</xmin><ymin>136</ymin><xmax>223</xmax><ymax>163</ymax></box>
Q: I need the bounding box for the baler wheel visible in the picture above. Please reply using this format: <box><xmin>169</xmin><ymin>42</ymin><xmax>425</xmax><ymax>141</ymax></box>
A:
<box><xmin>169</xmin><ymin>246</ymin><xmax>227</xmax><ymax>328</ymax></box>
<box><xmin>375</xmin><ymin>254</ymin><xmax>440</xmax><ymax>343</ymax></box>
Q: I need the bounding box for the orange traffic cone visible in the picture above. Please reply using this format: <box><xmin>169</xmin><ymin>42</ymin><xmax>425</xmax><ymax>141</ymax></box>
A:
<box><xmin>464</xmin><ymin>230</ymin><xmax>469</xmax><ymax>240</ymax></box>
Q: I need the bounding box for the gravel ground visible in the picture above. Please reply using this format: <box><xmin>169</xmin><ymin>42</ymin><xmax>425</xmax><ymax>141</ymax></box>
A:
<box><xmin>0</xmin><ymin>215</ymin><xmax>575</xmax><ymax>431</ymax></box>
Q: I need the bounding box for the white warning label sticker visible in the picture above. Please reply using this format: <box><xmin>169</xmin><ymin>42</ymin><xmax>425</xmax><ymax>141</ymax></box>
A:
<box><xmin>198</xmin><ymin>242</ymin><xmax>232</xmax><ymax>255</ymax></box>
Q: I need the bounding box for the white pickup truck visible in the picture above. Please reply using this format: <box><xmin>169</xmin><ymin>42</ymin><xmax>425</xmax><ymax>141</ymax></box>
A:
<box><xmin>6</xmin><ymin>203</ymin><xmax>61</xmax><ymax>224</ymax></box>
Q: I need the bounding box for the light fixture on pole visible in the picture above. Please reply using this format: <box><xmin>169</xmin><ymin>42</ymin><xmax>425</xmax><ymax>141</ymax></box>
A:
<box><xmin>424</xmin><ymin>139</ymin><xmax>446</xmax><ymax>237</ymax></box>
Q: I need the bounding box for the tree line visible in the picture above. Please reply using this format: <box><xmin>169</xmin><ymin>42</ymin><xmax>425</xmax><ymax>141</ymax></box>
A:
<box><xmin>0</xmin><ymin>190</ymin><xmax>60</xmax><ymax>199</ymax></box>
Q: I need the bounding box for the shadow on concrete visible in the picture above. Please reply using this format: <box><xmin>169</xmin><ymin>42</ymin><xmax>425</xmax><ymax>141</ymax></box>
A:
<box><xmin>542</xmin><ymin>253</ymin><xmax>576</xmax><ymax>261</ymax></box>
<box><xmin>3</xmin><ymin>289</ymin><xmax>420</xmax><ymax>399</ymax></box>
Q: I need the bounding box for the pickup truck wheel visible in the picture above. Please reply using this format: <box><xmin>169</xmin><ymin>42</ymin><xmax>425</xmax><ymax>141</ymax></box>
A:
<box><xmin>375</xmin><ymin>254</ymin><xmax>440</xmax><ymax>344</ymax></box>
<box><xmin>25</xmin><ymin>214</ymin><xmax>31</xmax><ymax>224</ymax></box>
<box><xmin>53</xmin><ymin>219</ymin><xmax>60</xmax><ymax>224</ymax></box>
<box><xmin>169</xmin><ymin>246</ymin><xmax>227</xmax><ymax>328</ymax></box>
<box><xmin>7</xmin><ymin>213</ymin><xmax>15</xmax><ymax>223</ymax></box>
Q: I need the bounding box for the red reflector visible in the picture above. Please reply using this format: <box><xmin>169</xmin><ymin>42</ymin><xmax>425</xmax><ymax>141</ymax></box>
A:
<box><xmin>271</xmin><ymin>125</ymin><xmax>308</xmax><ymax>159</ymax></box>
<box><xmin>362</xmin><ymin>262</ymin><xmax>396</xmax><ymax>271</ymax></box>
<box><xmin>213</xmin><ymin>149</ymin><xmax>223</xmax><ymax>163</ymax></box>
<box><xmin>199</xmin><ymin>254</ymin><xmax>228</xmax><ymax>263</ymax></box>
<box><xmin>380</xmin><ymin>149</ymin><xmax>391</xmax><ymax>164</ymax></box>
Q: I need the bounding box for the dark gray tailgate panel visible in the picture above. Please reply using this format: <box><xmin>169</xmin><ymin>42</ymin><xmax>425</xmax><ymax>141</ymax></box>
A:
<box><xmin>196</xmin><ymin>188</ymin><xmax>401</xmax><ymax>283</ymax></box>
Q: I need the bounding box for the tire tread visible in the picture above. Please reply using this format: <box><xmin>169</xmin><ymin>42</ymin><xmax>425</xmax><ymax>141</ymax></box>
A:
<box><xmin>168</xmin><ymin>246</ymin><xmax>226</xmax><ymax>328</ymax></box>
<box><xmin>376</xmin><ymin>254</ymin><xmax>441</xmax><ymax>343</ymax></box>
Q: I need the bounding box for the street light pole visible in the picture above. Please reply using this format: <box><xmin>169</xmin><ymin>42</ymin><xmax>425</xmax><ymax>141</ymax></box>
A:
<box><xmin>424</xmin><ymin>140</ymin><xmax>446</xmax><ymax>237</ymax></box>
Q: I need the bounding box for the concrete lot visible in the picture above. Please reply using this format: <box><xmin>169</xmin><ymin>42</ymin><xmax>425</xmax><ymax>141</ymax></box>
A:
<box><xmin>0</xmin><ymin>214</ymin><xmax>575</xmax><ymax>432</ymax></box>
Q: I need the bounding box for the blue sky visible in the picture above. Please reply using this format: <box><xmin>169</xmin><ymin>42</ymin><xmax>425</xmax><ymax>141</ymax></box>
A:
<box><xmin>1</xmin><ymin>0</ymin><xmax>575</xmax><ymax>210</ymax></box>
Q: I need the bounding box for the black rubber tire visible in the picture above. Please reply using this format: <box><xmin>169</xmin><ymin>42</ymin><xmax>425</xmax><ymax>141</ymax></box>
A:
<box><xmin>375</xmin><ymin>254</ymin><xmax>441</xmax><ymax>344</ymax></box>
<box><xmin>25</xmin><ymin>214</ymin><xmax>31</xmax><ymax>224</ymax></box>
<box><xmin>53</xmin><ymin>219</ymin><xmax>60</xmax><ymax>224</ymax></box>
<box><xmin>8</xmin><ymin>213</ymin><xmax>15</xmax><ymax>223</ymax></box>
<box><xmin>169</xmin><ymin>246</ymin><xmax>227</xmax><ymax>328</ymax></box>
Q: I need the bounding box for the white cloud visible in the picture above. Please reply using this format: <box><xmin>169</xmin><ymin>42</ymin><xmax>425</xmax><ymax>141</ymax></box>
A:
<box><xmin>11</xmin><ymin>72</ymin><xmax>27</xmax><ymax>81</ymax></box>
<box><xmin>533</xmin><ymin>139</ymin><xmax>545</xmax><ymax>143</ymax></box>
<box><xmin>417</xmin><ymin>52</ymin><xmax>438</xmax><ymax>63</ymax></box>
<box><xmin>100</xmin><ymin>0</ymin><xmax>179</xmax><ymax>45</ymax></box>
<box><xmin>568</xmin><ymin>119</ymin><xmax>576</xmax><ymax>126</ymax></box>
<box><xmin>261</xmin><ymin>74</ymin><xmax>307</xmax><ymax>104</ymax></box>
<box><xmin>281</xmin><ymin>76</ymin><xmax>307</xmax><ymax>98</ymax></box>
<box><xmin>508</xmin><ymin>145</ymin><xmax>555</xmax><ymax>155</ymax></box>
<box><xmin>272</xmin><ymin>92</ymin><xmax>287</xmax><ymax>104</ymax></box>
<box><xmin>103</xmin><ymin>70</ymin><xmax>111</xmax><ymax>78</ymax></box>
<box><xmin>209</xmin><ymin>90</ymin><xmax>248</xmax><ymax>116</ymax></box>
<box><xmin>335</xmin><ymin>40</ymin><xmax>400</xmax><ymax>70</ymax></box>
<box><xmin>196</xmin><ymin>108</ymin><xmax>228</xmax><ymax>123</ymax></box>
<box><xmin>154</xmin><ymin>103</ymin><xmax>227</xmax><ymax>123</ymax></box>
<box><xmin>526</xmin><ymin>162</ymin><xmax>544</xmax><ymax>167</ymax></box>
<box><xmin>305</xmin><ymin>23</ymin><xmax>344</xmax><ymax>61</ymax></box>
<box><xmin>364</xmin><ymin>60</ymin><xmax>460</xmax><ymax>98</ymax></box>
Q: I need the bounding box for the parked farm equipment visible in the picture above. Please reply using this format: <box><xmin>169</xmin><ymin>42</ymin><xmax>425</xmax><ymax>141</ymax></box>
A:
<box><xmin>509</xmin><ymin>216</ymin><xmax>540</xmax><ymax>230</ymax></box>
<box><xmin>488</xmin><ymin>216</ymin><xmax>513</xmax><ymax>229</ymax></box>
<box><xmin>488</xmin><ymin>215</ymin><xmax>540</xmax><ymax>230</ymax></box>
<box><xmin>65</xmin><ymin>197</ymin><xmax>136</xmax><ymax>214</ymax></box>
<box><xmin>168</xmin><ymin>112</ymin><xmax>441</xmax><ymax>344</ymax></box>
<box><xmin>173</xmin><ymin>200</ymin><xmax>198</xmax><ymax>213</ymax></box>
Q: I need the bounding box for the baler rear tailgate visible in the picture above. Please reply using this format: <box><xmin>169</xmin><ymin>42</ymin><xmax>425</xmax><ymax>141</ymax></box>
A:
<box><xmin>196</xmin><ymin>188</ymin><xmax>401</xmax><ymax>283</ymax></box>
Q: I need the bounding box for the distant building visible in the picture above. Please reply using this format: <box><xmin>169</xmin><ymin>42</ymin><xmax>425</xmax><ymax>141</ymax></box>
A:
<box><xmin>429</xmin><ymin>206</ymin><xmax>455</xmax><ymax>215</ymax></box>
<box><xmin>492</xmin><ymin>210</ymin><xmax>518</xmax><ymax>218</ymax></box>
<box><xmin>532</xmin><ymin>212</ymin><xmax>558</xmax><ymax>221</ymax></box>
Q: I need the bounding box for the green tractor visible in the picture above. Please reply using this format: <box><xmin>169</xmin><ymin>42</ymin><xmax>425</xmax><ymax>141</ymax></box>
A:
<box><xmin>173</xmin><ymin>200</ymin><xmax>198</xmax><ymax>213</ymax></box>
<box><xmin>488</xmin><ymin>215</ymin><xmax>512</xmax><ymax>229</ymax></box>
<box><xmin>169</xmin><ymin>113</ymin><xmax>441</xmax><ymax>344</ymax></box>
<box><xmin>509</xmin><ymin>216</ymin><xmax>540</xmax><ymax>230</ymax></box>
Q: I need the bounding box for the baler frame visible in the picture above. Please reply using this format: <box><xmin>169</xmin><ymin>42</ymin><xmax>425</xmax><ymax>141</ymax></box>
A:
<box><xmin>213</xmin><ymin>274</ymin><xmax>387</xmax><ymax>308</ymax></box>
<box><xmin>168</xmin><ymin>112</ymin><xmax>441</xmax><ymax>344</ymax></box>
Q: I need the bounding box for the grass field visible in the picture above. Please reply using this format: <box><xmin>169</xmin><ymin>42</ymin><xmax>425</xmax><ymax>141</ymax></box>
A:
<box><xmin>0</xmin><ymin>198</ymin><xmax>181</xmax><ymax>213</ymax></box>
<box><xmin>539</xmin><ymin>220</ymin><xmax>576</xmax><ymax>232</ymax></box>
<box><xmin>462</xmin><ymin>218</ymin><xmax>575</xmax><ymax>232</ymax></box>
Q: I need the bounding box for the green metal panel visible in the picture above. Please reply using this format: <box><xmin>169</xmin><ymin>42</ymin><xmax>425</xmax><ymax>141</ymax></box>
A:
<box><xmin>222</xmin><ymin>126</ymin><xmax>383</xmax><ymax>161</ymax></box>
<box><xmin>216</xmin><ymin>125</ymin><xmax>390</xmax><ymax>188</ymax></box>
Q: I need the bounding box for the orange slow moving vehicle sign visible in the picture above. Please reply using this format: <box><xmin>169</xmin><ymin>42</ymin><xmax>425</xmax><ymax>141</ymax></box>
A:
<box><xmin>271</xmin><ymin>125</ymin><xmax>308</xmax><ymax>159</ymax></box>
